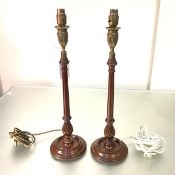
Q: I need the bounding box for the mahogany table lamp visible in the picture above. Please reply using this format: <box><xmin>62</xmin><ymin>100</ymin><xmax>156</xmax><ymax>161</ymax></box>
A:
<box><xmin>91</xmin><ymin>9</ymin><xmax>128</xmax><ymax>163</ymax></box>
<box><xmin>50</xmin><ymin>9</ymin><xmax>86</xmax><ymax>160</ymax></box>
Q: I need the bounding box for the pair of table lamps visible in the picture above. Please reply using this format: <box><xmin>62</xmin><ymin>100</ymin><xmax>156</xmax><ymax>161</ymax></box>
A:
<box><xmin>50</xmin><ymin>9</ymin><xmax>128</xmax><ymax>163</ymax></box>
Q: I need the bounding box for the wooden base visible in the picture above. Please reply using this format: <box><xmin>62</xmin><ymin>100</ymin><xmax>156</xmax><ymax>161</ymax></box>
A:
<box><xmin>91</xmin><ymin>137</ymin><xmax>128</xmax><ymax>163</ymax></box>
<box><xmin>50</xmin><ymin>135</ymin><xmax>86</xmax><ymax>161</ymax></box>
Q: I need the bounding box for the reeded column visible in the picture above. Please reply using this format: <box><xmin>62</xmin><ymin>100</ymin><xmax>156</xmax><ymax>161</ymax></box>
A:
<box><xmin>91</xmin><ymin>9</ymin><xmax>128</xmax><ymax>163</ymax></box>
<box><xmin>50</xmin><ymin>9</ymin><xmax>86</xmax><ymax>161</ymax></box>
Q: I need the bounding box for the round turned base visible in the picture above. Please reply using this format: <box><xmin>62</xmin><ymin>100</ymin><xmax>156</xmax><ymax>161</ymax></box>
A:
<box><xmin>50</xmin><ymin>135</ymin><xmax>86</xmax><ymax>161</ymax></box>
<box><xmin>91</xmin><ymin>137</ymin><xmax>128</xmax><ymax>163</ymax></box>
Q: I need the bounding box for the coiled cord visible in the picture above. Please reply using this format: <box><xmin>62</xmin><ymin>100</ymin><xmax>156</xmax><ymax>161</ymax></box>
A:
<box><xmin>9</xmin><ymin>127</ymin><xmax>61</xmax><ymax>147</ymax></box>
<box><xmin>124</xmin><ymin>126</ymin><xmax>166</xmax><ymax>158</ymax></box>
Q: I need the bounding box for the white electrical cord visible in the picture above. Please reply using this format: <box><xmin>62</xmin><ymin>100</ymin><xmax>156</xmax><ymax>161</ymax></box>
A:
<box><xmin>124</xmin><ymin>126</ymin><xmax>166</xmax><ymax>158</ymax></box>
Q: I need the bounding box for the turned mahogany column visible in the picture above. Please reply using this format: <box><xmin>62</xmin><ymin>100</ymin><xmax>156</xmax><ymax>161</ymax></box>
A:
<box><xmin>91</xmin><ymin>9</ymin><xmax>128</xmax><ymax>163</ymax></box>
<box><xmin>50</xmin><ymin>9</ymin><xmax>86</xmax><ymax>160</ymax></box>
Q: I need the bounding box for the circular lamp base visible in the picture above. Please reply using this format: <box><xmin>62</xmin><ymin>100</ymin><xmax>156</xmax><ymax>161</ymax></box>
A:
<box><xmin>91</xmin><ymin>137</ymin><xmax>128</xmax><ymax>163</ymax></box>
<box><xmin>50</xmin><ymin>135</ymin><xmax>86</xmax><ymax>161</ymax></box>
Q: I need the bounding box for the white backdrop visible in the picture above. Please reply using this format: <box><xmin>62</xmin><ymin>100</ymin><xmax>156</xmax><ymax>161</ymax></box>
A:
<box><xmin>0</xmin><ymin>0</ymin><xmax>174</xmax><ymax>92</ymax></box>
<box><xmin>151</xmin><ymin>0</ymin><xmax>175</xmax><ymax>91</ymax></box>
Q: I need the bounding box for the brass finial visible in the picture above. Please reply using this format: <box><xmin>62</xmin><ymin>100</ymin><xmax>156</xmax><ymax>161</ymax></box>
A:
<box><xmin>55</xmin><ymin>9</ymin><xmax>69</xmax><ymax>50</ymax></box>
<box><xmin>108</xmin><ymin>9</ymin><xmax>119</xmax><ymax>27</ymax></box>
<box><xmin>107</xmin><ymin>9</ymin><xmax>120</xmax><ymax>54</ymax></box>
<box><xmin>56</xmin><ymin>9</ymin><xmax>67</xmax><ymax>27</ymax></box>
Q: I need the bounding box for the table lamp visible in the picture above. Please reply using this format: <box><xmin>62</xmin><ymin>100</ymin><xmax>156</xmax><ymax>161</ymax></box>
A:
<box><xmin>50</xmin><ymin>9</ymin><xmax>87</xmax><ymax>161</ymax></box>
<box><xmin>91</xmin><ymin>9</ymin><xmax>128</xmax><ymax>163</ymax></box>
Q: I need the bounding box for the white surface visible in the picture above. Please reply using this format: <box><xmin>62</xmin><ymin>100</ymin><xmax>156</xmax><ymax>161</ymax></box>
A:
<box><xmin>0</xmin><ymin>86</ymin><xmax>175</xmax><ymax>175</ymax></box>
<box><xmin>0</xmin><ymin>0</ymin><xmax>156</xmax><ymax>91</ymax></box>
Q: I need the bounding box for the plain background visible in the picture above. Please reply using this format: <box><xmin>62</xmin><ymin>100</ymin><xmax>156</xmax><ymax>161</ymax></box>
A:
<box><xmin>0</xmin><ymin>0</ymin><xmax>175</xmax><ymax>94</ymax></box>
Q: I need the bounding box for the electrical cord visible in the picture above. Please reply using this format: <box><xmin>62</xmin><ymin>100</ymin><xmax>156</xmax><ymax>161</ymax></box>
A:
<box><xmin>123</xmin><ymin>126</ymin><xmax>166</xmax><ymax>158</ymax></box>
<box><xmin>9</xmin><ymin>127</ymin><xmax>62</xmax><ymax>147</ymax></box>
